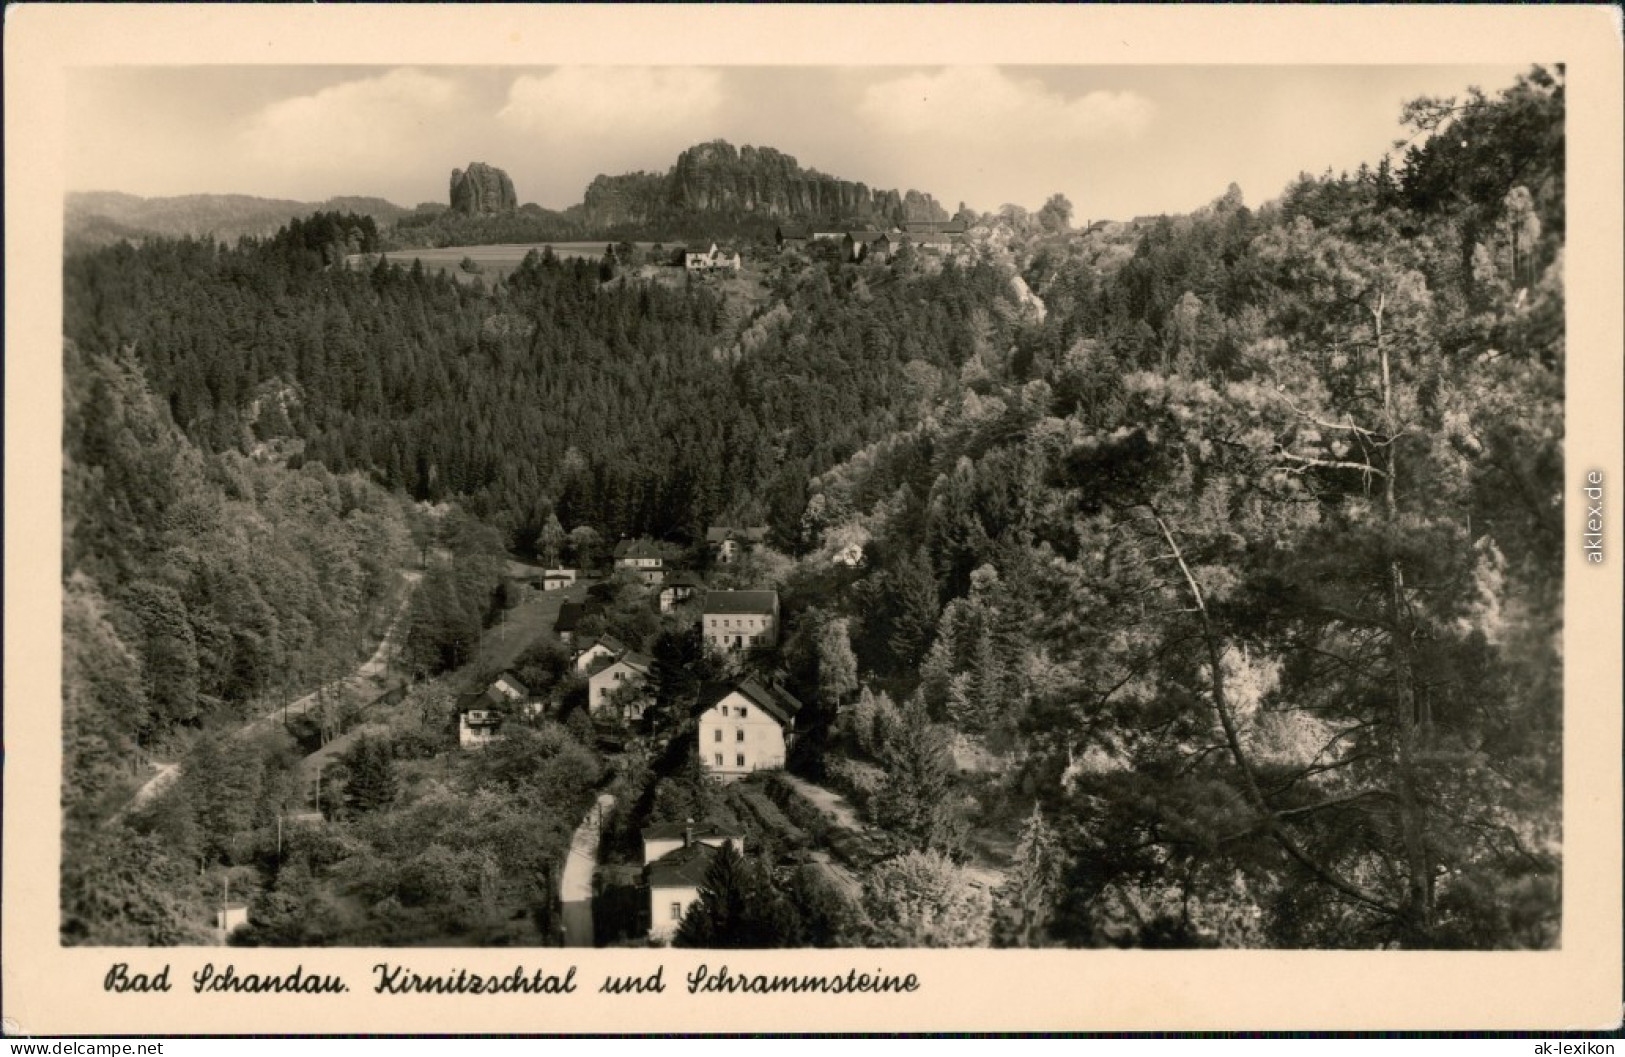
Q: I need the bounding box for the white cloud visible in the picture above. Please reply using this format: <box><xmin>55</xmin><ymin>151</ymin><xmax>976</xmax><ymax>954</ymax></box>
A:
<box><xmin>858</xmin><ymin>67</ymin><xmax>1153</xmax><ymax>144</ymax></box>
<box><xmin>240</xmin><ymin>69</ymin><xmax>471</xmax><ymax>192</ymax></box>
<box><xmin>498</xmin><ymin>67</ymin><xmax>723</xmax><ymax>140</ymax></box>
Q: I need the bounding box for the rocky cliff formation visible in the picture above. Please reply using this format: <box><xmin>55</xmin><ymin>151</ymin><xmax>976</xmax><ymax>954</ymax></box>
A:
<box><xmin>580</xmin><ymin>140</ymin><xmax>946</xmax><ymax>229</ymax></box>
<box><xmin>449</xmin><ymin>163</ymin><xmax>518</xmax><ymax>215</ymax></box>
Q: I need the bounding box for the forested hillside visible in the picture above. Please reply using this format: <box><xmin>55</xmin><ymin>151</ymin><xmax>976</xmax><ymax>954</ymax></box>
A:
<box><xmin>61</xmin><ymin>67</ymin><xmax>1563</xmax><ymax>948</ymax></box>
<box><xmin>65</xmin><ymin>219</ymin><xmax>1015</xmax><ymax>553</ymax></box>
<box><xmin>779</xmin><ymin>67</ymin><xmax>1564</xmax><ymax>948</ymax></box>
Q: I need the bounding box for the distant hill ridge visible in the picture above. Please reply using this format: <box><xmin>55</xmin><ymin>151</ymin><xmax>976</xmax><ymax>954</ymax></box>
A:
<box><xmin>66</xmin><ymin>139</ymin><xmax>950</xmax><ymax>248</ymax></box>
<box><xmin>65</xmin><ymin>191</ymin><xmax>412</xmax><ymax>250</ymax></box>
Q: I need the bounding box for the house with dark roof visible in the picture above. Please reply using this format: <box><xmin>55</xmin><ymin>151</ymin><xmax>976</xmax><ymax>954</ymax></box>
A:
<box><xmin>589</xmin><ymin>650</ymin><xmax>653</xmax><ymax>717</ymax></box>
<box><xmin>642</xmin><ymin>821</ymin><xmax>748</xmax><ymax>941</ymax></box>
<box><xmin>573</xmin><ymin>634</ymin><xmax>629</xmax><ymax>673</ymax></box>
<box><xmin>458</xmin><ymin>704</ymin><xmax>504</xmax><ymax>749</ymax></box>
<box><xmin>702</xmin><ymin>590</ymin><xmax>780</xmax><ymax>652</ymax></box>
<box><xmin>774</xmin><ymin>223</ymin><xmax>810</xmax><ymax>253</ymax></box>
<box><xmin>841</xmin><ymin>230</ymin><xmax>886</xmax><ymax>262</ymax></box>
<box><xmin>613</xmin><ymin>539</ymin><xmax>669</xmax><ymax>585</ymax></box>
<box><xmin>554</xmin><ymin>600</ymin><xmax>603</xmax><ymax>645</ymax></box>
<box><xmin>697</xmin><ymin>677</ymin><xmax>802</xmax><ymax>779</ymax></box>
<box><xmin>646</xmin><ymin>840</ymin><xmax>716</xmax><ymax>942</ymax></box>
<box><xmin>704</xmin><ymin>525</ymin><xmax>768</xmax><ymax>565</ymax></box>
<box><xmin>658</xmin><ymin>571</ymin><xmax>705</xmax><ymax>612</ymax></box>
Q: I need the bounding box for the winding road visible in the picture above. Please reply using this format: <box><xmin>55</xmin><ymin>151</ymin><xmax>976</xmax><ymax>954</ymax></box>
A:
<box><xmin>560</xmin><ymin>792</ymin><xmax>616</xmax><ymax>947</ymax></box>
<box><xmin>120</xmin><ymin>571</ymin><xmax>422</xmax><ymax>817</ymax></box>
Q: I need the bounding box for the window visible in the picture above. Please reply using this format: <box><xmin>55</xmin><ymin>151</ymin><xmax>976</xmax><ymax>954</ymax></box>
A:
<box><xmin>736</xmin><ymin>754</ymin><xmax>746</xmax><ymax>768</ymax></box>
<box><xmin>736</xmin><ymin>729</ymin><xmax>745</xmax><ymax>742</ymax></box>
<box><xmin>738</xmin><ymin>707</ymin><xmax>748</xmax><ymax>718</ymax></box>
<box><xmin>714</xmin><ymin>729</ymin><xmax>722</xmax><ymax>742</ymax></box>
<box><xmin>714</xmin><ymin>753</ymin><xmax>723</xmax><ymax>766</ymax></box>
<box><xmin>670</xmin><ymin>902</ymin><xmax>682</xmax><ymax>921</ymax></box>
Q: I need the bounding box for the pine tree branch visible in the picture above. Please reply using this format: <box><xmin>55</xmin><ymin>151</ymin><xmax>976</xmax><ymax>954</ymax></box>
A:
<box><xmin>1148</xmin><ymin>506</ymin><xmax>1401</xmax><ymax>919</ymax></box>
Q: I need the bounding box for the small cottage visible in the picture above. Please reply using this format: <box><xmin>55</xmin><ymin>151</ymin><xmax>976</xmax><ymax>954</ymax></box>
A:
<box><xmin>588</xmin><ymin>651</ymin><xmax>653</xmax><ymax>717</ymax></box>
<box><xmin>459</xmin><ymin>707</ymin><xmax>504</xmax><ymax>749</ymax></box>
<box><xmin>658</xmin><ymin>571</ymin><xmax>704</xmax><ymax>612</ymax></box>
<box><xmin>573</xmin><ymin>634</ymin><xmax>629</xmax><ymax>673</ymax></box>
<box><xmin>704</xmin><ymin>525</ymin><xmax>768</xmax><ymax>565</ymax></box>
<box><xmin>613</xmin><ymin>540</ymin><xmax>668</xmax><ymax>585</ymax></box>
<box><xmin>541</xmin><ymin>568</ymin><xmax>577</xmax><ymax>591</ymax></box>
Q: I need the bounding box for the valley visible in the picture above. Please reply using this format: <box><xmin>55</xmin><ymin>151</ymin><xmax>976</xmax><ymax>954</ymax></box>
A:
<box><xmin>59</xmin><ymin>67</ymin><xmax>1566</xmax><ymax>952</ymax></box>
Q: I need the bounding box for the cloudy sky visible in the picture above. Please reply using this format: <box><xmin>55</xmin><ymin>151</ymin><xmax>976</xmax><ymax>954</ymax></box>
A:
<box><xmin>65</xmin><ymin>64</ymin><xmax>1528</xmax><ymax>221</ymax></box>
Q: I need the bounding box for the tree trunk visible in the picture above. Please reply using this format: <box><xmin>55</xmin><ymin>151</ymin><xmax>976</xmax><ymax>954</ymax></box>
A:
<box><xmin>1376</xmin><ymin>296</ymin><xmax>1433</xmax><ymax>943</ymax></box>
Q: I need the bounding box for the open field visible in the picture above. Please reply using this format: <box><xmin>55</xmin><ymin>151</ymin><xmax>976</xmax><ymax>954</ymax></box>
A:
<box><xmin>348</xmin><ymin>242</ymin><xmax>670</xmax><ymax>283</ymax></box>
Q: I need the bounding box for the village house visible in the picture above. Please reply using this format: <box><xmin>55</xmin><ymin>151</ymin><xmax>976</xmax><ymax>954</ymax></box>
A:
<box><xmin>774</xmin><ymin>223</ymin><xmax>810</xmax><ymax>254</ymax></box>
<box><xmin>642</xmin><ymin>821</ymin><xmax>746</xmax><ymax>942</ymax></box>
<box><xmin>645</xmin><ymin>840</ymin><xmax>715</xmax><ymax>943</ymax></box>
<box><xmin>658</xmin><ymin>571</ymin><xmax>704</xmax><ymax>613</ymax></box>
<box><xmin>588</xmin><ymin>650</ymin><xmax>653</xmax><ymax>717</ymax></box>
<box><xmin>697</xmin><ymin>678</ymin><xmax>802</xmax><ymax>779</ymax></box>
<box><xmin>554</xmin><ymin>600</ymin><xmax>602</xmax><ymax>645</ymax></box>
<box><xmin>458</xmin><ymin>706</ymin><xmax>504</xmax><ymax>749</ymax></box>
<box><xmin>613</xmin><ymin>539</ymin><xmax>668</xmax><ymax>585</ymax></box>
<box><xmin>573</xmin><ymin>634</ymin><xmax>628</xmax><ymax>673</ymax></box>
<box><xmin>841</xmin><ymin>230</ymin><xmax>886</xmax><ymax>263</ymax></box>
<box><xmin>541</xmin><ymin>568</ymin><xmax>577</xmax><ymax>591</ymax></box>
<box><xmin>702</xmin><ymin>590</ymin><xmax>780</xmax><ymax>652</ymax></box>
<box><xmin>683</xmin><ymin>241</ymin><xmax>742</xmax><ymax>273</ymax></box>
<box><xmin>489</xmin><ymin>671</ymin><xmax>529</xmax><ymax>702</ymax></box>
<box><xmin>809</xmin><ymin>225</ymin><xmax>846</xmax><ymax>242</ymax></box>
<box><xmin>705</xmin><ymin>525</ymin><xmax>768</xmax><ymax>565</ymax></box>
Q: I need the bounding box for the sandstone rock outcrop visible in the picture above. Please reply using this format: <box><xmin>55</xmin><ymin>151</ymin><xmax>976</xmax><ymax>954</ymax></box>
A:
<box><xmin>580</xmin><ymin>140</ymin><xmax>946</xmax><ymax>229</ymax></box>
<box><xmin>449</xmin><ymin>163</ymin><xmax>518</xmax><ymax>215</ymax></box>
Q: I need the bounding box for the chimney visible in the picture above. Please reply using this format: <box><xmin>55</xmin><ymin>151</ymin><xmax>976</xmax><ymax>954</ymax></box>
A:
<box><xmin>683</xmin><ymin>818</ymin><xmax>694</xmax><ymax>848</ymax></box>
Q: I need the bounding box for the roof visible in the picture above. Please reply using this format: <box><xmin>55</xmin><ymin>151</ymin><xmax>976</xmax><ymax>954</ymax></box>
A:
<box><xmin>614</xmin><ymin>539</ymin><xmax>666</xmax><ymax>560</ymax></box>
<box><xmin>845</xmin><ymin>230</ymin><xmax>885</xmax><ymax>242</ymax></box>
<box><xmin>900</xmin><ymin>220</ymin><xmax>967</xmax><ymax>234</ymax></box>
<box><xmin>457</xmin><ymin>692</ymin><xmax>493</xmax><ymax>712</ymax></box>
<box><xmin>493</xmin><ymin>671</ymin><xmax>529</xmax><ymax>695</ymax></box>
<box><xmin>705</xmin><ymin>526</ymin><xmax>768</xmax><ymax>544</ymax></box>
<box><xmin>578</xmin><ymin>634</ymin><xmax>628</xmax><ymax>657</ymax></box>
<box><xmin>699</xmin><ymin>677</ymin><xmax>802</xmax><ymax>728</ymax></box>
<box><xmin>646</xmin><ymin>841</ymin><xmax>719</xmax><ymax>888</ymax></box>
<box><xmin>776</xmin><ymin>223</ymin><xmax>810</xmax><ymax>240</ymax></box>
<box><xmin>703</xmin><ymin>590</ymin><xmax>778</xmax><ymax>616</ymax></box>
<box><xmin>641</xmin><ymin>822</ymin><xmax>740</xmax><ymax>843</ymax></box>
<box><xmin>557</xmin><ymin>599</ymin><xmax>606</xmax><ymax>632</ymax></box>
<box><xmin>662</xmin><ymin>572</ymin><xmax>704</xmax><ymax>591</ymax></box>
<box><xmin>601</xmin><ymin>651</ymin><xmax>653</xmax><ymax>677</ymax></box>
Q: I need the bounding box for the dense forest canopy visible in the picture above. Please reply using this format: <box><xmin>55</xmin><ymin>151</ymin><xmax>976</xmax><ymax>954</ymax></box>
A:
<box><xmin>62</xmin><ymin>67</ymin><xmax>1563</xmax><ymax>949</ymax></box>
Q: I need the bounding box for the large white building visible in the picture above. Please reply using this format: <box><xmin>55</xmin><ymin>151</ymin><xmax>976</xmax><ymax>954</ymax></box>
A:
<box><xmin>702</xmin><ymin>590</ymin><xmax>779</xmax><ymax>652</ymax></box>
<box><xmin>696</xmin><ymin>678</ymin><xmax>801</xmax><ymax>779</ymax></box>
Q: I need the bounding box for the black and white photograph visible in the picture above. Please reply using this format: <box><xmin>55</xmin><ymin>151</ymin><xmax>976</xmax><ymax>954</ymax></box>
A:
<box><xmin>6</xmin><ymin>4</ymin><xmax>1621</xmax><ymax>1036</ymax></box>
